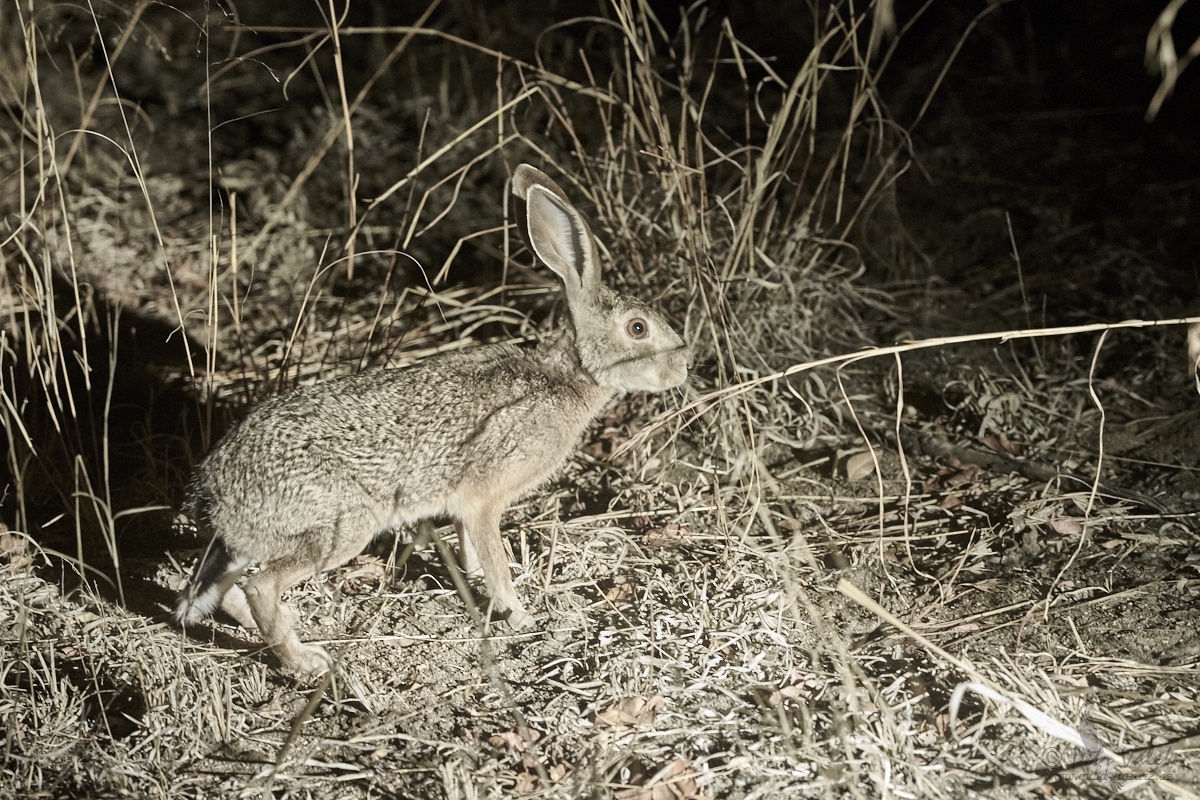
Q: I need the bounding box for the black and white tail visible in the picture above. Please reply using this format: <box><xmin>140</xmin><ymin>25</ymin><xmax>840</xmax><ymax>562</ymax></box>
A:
<box><xmin>175</xmin><ymin>537</ymin><xmax>250</xmax><ymax>625</ymax></box>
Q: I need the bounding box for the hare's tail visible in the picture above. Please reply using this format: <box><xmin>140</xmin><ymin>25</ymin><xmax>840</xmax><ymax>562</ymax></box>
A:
<box><xmin>175</xmin><ymin>537</ymin><xmax>251</xmax><ymax>625</ymax></box>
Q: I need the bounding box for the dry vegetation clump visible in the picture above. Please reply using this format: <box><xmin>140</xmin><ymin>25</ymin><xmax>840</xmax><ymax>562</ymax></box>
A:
<box><xmin>2</xmin><ymin>1</ymin><xmax>1199</xmax><ymax>798</ymax></box>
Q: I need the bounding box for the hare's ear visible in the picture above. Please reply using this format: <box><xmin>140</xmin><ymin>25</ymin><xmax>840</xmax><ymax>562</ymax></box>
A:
<box><xmin>512</xmin><ymin>165</ymin><xmax>600</xmax><ymax>303</ymax></box>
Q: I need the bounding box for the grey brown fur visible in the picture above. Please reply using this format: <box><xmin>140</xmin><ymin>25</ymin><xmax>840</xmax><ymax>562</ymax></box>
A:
<box><xmin>175</xmin><ymin>164</ymin><xmax>690</xmax><ymax>673</ymax></box>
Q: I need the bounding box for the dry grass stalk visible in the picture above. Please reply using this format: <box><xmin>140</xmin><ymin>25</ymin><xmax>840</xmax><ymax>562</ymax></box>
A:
<box><xmin>1146</xmin><ymin>0</ymin><xmax>1200</xmax><ymax>121</ymax></box>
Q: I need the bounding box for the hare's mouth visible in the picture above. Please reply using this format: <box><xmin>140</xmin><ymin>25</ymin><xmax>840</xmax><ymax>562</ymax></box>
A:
<box><xmin>597</xmin><ymin>349</ymin><xmax>689</xmax><ymax>392</ymax></box>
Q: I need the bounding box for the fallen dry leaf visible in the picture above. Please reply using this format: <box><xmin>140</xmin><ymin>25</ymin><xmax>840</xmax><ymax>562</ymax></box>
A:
<box><xmin>604</xmin><ymin>579</ymin><xmax>637</xmax><ymax>603</ymax></box>
<box><xmin>596</xmin><ymin>694</ymin><xmax>663</xmax><ymax>727</ymax></box>
<box><xmin>643</xmin><ymin>525</ymin><xmax>689</xmax><ymax>547</ymax></box>
<box><xmin>614</xmin><ymin>758</ymin><xmax>701</xmax><ymax>800</ymax></box>
<box><xmin>1048</xmin><ymin>517</ymin><xmax>1083</xmax><ymax>536</ymax></box>
<box><xmin>944</xmin><ymin>462</ymin><xmax>983</xmax><ymax>488</ymax></box>
<box><xmin>844</xmin><ymin>451</ymin><xmax>876</xmax><ymax>482</ymax></box>
<box><xmin>488</xmin><ymin>727</ymin><xmax>541</xmax><ymax>752</ymax></box>
<box><xmin>982</xmin><ymin>432</ymin><xmax>1024</xmax><ymax>456</ymax></box>
<box><xmin>513</xmin><ymin>770</ymin><xmax>539</xmax><ymax>793</ymax></box>
<box><xmin>923</xmin><ymin>459</ymin><xmax>984</xmax><ymax>491</ymax></box>
<box><xmin>340</xmin><ymin>555</ymin><xmax>388</xmax><ymax>593</ymax></box>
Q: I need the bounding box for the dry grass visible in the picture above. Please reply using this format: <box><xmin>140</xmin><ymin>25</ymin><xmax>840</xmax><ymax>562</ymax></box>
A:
<box><xmin>1146</xmin><ymin>0</ymin><xmax>1200</xmax><ymax>121</ymax></box>
<box><xmin>2</xmin><ymin>1</ymin><xmax>1199</xmax><ymax>798</ymax></box>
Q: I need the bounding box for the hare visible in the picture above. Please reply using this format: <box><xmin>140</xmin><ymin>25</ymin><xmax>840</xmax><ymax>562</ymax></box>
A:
<box><xmin>175</xmin><ymin>164</ymin><xmax>690</xmax><ymax>673</ymax></box>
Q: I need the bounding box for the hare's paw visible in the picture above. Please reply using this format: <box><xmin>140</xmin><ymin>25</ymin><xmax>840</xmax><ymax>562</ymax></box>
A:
<box><xmin>279</xmin><ymin>642</ymin><xmax>334</xmax><ymax>675</ymax></box>
<box><xmin>506</xmin><ymin>606</ymin><xmax>536</xmax><ymax>631</ymax></box>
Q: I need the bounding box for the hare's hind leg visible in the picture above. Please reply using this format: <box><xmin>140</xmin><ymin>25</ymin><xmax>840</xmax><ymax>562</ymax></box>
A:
<box><xmin>243</xmin><ymin>508</ymin><xmax>382</xmax><ymax>674</ymax></box>
<box><xmin>243</xmin><ymin>556</ymin><xmax>332</xmax><ymax>674</ymax></box>
<box><xmin>459</xmin><ymin>502</ymin><xmax>534</xmax><ymax>630</ymax></box>
<box><xmin>176</xmin><ymin>536</ymin><xmax>252</xmax><ymax>626</ymax></box>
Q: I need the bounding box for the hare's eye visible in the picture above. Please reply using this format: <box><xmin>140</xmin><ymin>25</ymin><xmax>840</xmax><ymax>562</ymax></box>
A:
<box><xmin>626</xmin><ymin>318</ymin><xmax>649</xmax><ymax>339</ymax></box>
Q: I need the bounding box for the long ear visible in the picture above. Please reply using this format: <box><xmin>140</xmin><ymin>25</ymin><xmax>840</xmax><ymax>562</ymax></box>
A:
<box><xmin>511</xmin><ymin>165</ymin><xmax>600</xmax><ymax>305</ymax></box>
<box><xmin>512</xmin><ymin>163</ymin><xmax>572</xmax><ymax>204</ymax></box>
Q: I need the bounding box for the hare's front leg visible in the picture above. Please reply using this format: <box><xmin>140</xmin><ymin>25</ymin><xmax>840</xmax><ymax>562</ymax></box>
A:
<box><xmin>243</xmin><ymin>557</ymin><xmax>333</xmax><ymax>674</ymax></box>
<box><xmin>460</xmin><ymin>504</ymin><xmax>534</xmax><ymax>630</ymax></box>
<box><xmin>455</xmin><ymin>521</ymin><xmax>484</xmax><ymax>578</ymax></box>
<box><xmin>219</xmin><ymin>584</ymin><xmax>258</xmax><ymax>631</ymax></box>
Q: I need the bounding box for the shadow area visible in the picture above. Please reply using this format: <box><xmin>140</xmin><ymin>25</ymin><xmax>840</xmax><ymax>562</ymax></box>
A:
<box><xmin>1</xmin><ymin>264</ymin><xmax>214</xmax><ymax>624</ymax></box>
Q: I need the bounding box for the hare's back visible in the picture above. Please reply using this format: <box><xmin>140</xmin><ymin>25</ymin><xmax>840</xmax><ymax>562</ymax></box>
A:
<box><xmin>193</xmin><ymin>366</ymin><xmax>467</xmax><ymax>508</ymax></box>
<box><xmin>192</xmin><ymin>345</ymin><xmax>610</xmax><ymax>515</ymax></box>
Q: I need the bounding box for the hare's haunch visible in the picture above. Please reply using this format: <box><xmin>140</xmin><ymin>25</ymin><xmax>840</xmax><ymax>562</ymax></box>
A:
<box><xmin>175</xmin><ymin>164</ymin><xmax>690</xmax><ymax>673</ymax></box>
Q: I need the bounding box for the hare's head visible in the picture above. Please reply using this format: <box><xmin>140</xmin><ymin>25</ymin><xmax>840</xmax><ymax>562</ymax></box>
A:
<box><xmin>512</xmin><ymin>164</ymin><xmax>689</xmax><ymax>393</ymax></box>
